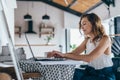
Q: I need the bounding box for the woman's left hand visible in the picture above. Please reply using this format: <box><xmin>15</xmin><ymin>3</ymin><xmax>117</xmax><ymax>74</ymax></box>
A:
<box><xmin>52</xmin><ymin>50</ymin><xmax>65</xmax><ymax>58</ymax></box>
<box><xmin>47</xmin><ymin>50</ymin><xmax>65</xmax><ymax>58</ymax></box>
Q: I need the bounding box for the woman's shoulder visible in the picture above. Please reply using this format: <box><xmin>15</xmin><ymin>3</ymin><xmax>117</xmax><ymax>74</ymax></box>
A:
<box><xmin>102</xmin><ymin>35</ymin><xmax>111</xmax><ymax>42</ymax></box>
<box><xmin>103</xmin><ymin>35</ymin><xmax>110</xmax><ymax>39</ymax></box>
<box><xmin>103</xmin><ymin>34</ymin><xmax>109</xmax><ymax>37</ymax></box>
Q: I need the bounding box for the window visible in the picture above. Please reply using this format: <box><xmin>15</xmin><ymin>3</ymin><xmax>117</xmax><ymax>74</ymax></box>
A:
<box><xmin>69</xmin><ymin>28</ymin><xmax>84</xmax><ymax>52</ymax></box>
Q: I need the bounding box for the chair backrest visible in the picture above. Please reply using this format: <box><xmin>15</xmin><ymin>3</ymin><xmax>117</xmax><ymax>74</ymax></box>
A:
<box><xmin>111</xmin><ymin>37</ymin><xmax>120</xmax><ymax>57</ymax></box>
<box><xmin>2</xmin><ymin>46</ymin><xmax>10</xmax><ymax>56</ymax></box>
<box><xmin>15</xmin><ymin>47</ymin><xmax>26</xmax><ymax>61</ymax></box>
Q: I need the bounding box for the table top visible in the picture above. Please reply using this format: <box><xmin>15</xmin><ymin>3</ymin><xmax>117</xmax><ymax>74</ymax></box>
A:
<box><xmin>20</xmin><ymin>59</ymin><xmax>83</xmax><ymax>65</ymax></box>
<box><xmin>38</xmin><ymin>59</ymin><xmax>83</xmax><ymax>65</ymax></box>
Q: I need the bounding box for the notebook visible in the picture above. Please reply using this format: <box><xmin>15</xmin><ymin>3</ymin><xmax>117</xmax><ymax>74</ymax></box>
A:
<box><xmin>25</xmin><ymin>33</ymin><xmax>66</xmax><ymax>61</ymax></box>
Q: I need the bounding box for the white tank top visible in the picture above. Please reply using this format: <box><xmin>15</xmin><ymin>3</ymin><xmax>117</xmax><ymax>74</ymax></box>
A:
<box><xmin>86</xmin><ymin>39</ymin><xmax>113</xmax><ymax>69</ymax></box>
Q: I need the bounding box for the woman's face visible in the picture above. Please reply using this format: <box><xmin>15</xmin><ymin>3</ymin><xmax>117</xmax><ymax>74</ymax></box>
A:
<box><xmin>80</xmin><ymin>17</ymin><xmax>92</xmax><ymax>35</ymax></box>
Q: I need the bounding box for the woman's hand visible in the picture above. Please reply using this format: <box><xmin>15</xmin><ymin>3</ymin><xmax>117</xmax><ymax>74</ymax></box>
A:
<box><xmin>47</xmin><ymin>50</ymin><xmax>65</xmax><ymax>58</ymax></box>
<box><xmin>47</xmin><ymin>51</ymin><xmax>55</xmax><ymax>58</ymax></box>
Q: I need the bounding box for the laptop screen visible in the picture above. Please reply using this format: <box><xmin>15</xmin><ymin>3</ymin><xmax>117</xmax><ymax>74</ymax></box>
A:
<box><xmin>24</xmin><ymin>33</ymin><xmax>36</xmax><ymax>60</ymax></box>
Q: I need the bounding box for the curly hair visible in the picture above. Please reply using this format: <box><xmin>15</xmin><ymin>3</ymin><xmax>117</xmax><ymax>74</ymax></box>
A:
<box><xmin>79</xmin><ymin>13</ymin><xmax>106</xmax><ymax>42</ymax></box>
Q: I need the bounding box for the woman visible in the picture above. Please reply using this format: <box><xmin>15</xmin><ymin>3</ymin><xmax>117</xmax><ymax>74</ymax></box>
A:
<box><xmin>47</xmin><ymin>13</ymin><xmax>115</xmax><ymax>80</ymax></box>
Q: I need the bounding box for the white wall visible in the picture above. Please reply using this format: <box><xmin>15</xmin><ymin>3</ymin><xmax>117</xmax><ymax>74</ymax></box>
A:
<box><xmin>64</xmin><ymin>12</ymin><xmax>80</xmax><ymax>29</ymax></box>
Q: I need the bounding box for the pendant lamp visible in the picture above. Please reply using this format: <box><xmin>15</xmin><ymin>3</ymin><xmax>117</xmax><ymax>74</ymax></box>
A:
<box><xmin>42</xmin><ymin>4</ymin><xmax>50</xmax><ymax>20</ymax></box>
<box><xmin>24</xmin><ymin>2</ymin><xmax>32</xmax><ymax>21</ymax></box>
<box><xmin>24</xmin><ymin>14</ymin><xmax>32</xmax><ymax>21</ymax></box>
<box><xmin>42</xmin><ymin>14</ymin><xmax>50</xmax><ymax>20</ymax></box>
<box><xmin>24</xmin><ymin>2</ymin><xmax>36</xmax><ymax>33</ymax></box>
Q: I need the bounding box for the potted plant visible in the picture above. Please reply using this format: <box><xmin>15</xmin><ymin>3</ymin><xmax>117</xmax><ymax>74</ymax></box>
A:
<box><xmin>70</xmin><ymin>44</ymin><xmax>77</xmax><ymax>51</ymax></box>
<box><xmin>44</xmin><ymin>35</ymin><xmax>53</xmax><ymax>45</ymax></box>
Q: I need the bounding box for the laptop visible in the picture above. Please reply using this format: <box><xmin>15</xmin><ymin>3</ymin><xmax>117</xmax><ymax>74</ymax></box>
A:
<box><xmin>25</xmin><ymin>33</ymin><xmax>66</xmax><ymax>61</ymax></box>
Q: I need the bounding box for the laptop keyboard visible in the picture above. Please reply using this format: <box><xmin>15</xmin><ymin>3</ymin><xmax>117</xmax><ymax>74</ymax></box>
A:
<box><xmin>36</xmin><ymin>57</ymin><xmax>66</xmax><ymax>61</ymax></box>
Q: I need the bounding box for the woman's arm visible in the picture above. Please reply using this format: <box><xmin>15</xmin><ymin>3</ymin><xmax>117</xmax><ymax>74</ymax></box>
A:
<box><xmin>47</xmin><ymin>38</ymin><xmax>88</xmax><ymax>57</ymax></box>
<box><xmin>63</xmin><ymin>36</ymin><xmax>111</xmax><ymax>62</ymax></box>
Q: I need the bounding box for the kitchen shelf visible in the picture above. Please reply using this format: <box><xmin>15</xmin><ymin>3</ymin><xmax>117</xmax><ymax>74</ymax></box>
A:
<box><xmin>39</xmin><ymin>26</ymin><xmax>54</xmax><ymax>37</ymax></box>
<box><xmin>15</xmin><ymin>44</ymin><xmax>56</xmax><ymax>46</ymax></box>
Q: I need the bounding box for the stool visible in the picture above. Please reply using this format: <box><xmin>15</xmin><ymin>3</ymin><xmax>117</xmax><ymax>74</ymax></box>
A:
<box><xmin>0</xmin><ymin>67</ymin><xmax>17</xmax><ymax>79</ymax></box>
<box><xmin>22</xmin><ymin>72</ymin><xmax>41</xmax><ymax>79</ymax></box>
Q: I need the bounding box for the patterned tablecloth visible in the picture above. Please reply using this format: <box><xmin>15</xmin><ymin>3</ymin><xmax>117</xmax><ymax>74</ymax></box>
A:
<box><xmin>19</xmin><ymin>59</ymin><xmax>82</xmax><ymax>80</ymax></box>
